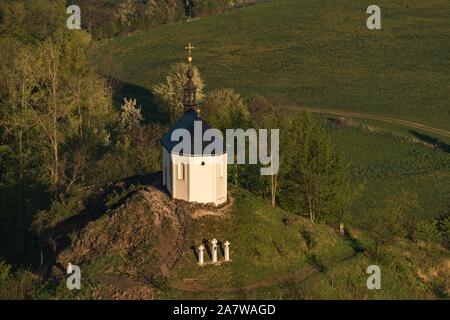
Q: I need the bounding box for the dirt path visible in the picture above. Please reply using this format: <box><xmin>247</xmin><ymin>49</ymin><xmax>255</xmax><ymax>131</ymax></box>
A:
<box><xmin>169</xmin><ymin>266</ymin><xmax>317</xmax><ymax>293</ymax></box>
<box><xmin>284</xmin><ymin>106</ymin><xmax>450</xmax><ymax>138</ymax></box>
<box><xmin>233</xmin><ymin>0</ymin><xmax>272</xmax><ymax>9</ymax></box>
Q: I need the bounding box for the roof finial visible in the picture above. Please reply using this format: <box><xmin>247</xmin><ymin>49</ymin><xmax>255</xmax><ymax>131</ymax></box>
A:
<box><xmin>185</xmin><ymin>43</ymin><xmax>195</xmax><ymax>64</ymax></box>
<box><xmin>183</xmin><ymin>43</ymin><xmax>197</xmax><ymax>112</ymax></box>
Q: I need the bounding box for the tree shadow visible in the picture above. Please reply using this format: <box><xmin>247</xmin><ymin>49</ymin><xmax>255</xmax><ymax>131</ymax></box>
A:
<box><xmin>305</xmin><ymin>253</ymin><xmax>325</xmax><ymax>273</ymax></box>
<box><xmin>218</xmin><ymin>240</ymin><xmax>225</xmax><ymax>256</ymax></box>
<box><xmin>110</xmin><ymin>78</ymin><xmax>171</xmax><ymax>126</ymax></box>
<box><xmin>190</xmin><ymin>243</ymin><xmax>199</xmax><ymax>261</ymax></box>
<box><xmin>202</xmin><ymin>238</ymin><xmax>212</xmax><ymax>259</ymax></box>
<box><xmin>184</xmin><ymin>0</ymin><xmax>195</xmax><ymax>18</ymax></box>
<box><xmin>409</xmin><ymin>130</ymin><xmax>450</xmax><ymax>153</ymax></box>
<box><xmin>0</xmin><ymin>178</ymin><xmax>50</xmax><ymax>265</ymax></box>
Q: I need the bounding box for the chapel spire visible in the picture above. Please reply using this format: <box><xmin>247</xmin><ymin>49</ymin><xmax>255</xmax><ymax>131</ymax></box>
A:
<box><xmin>183</xmin><ymin>43</ymin><xmax>198</xmax><ymax>112</ymax></box>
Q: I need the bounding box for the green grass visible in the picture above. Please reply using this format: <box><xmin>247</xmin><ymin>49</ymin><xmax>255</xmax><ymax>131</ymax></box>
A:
<box><xmin>162</xmin><ymin>188</ymin><xmax>312</xmax><ymax>299</ymax></box>
<box><xmin>161</xmin><ymin>188</ymin><xmax>346</xmax><ymax>299</ymax></box>
<box><xmin>158</xmin><ymin>188</ymin><xmax>448</xmax><ymax>299</ymax></box>
<box><xmin>323</xmin><ymin>123</ymin><xmax>450</xmax><ymax>223</ymax></box>
<box><xmin>96</xmin><ymin>0</ymin><xmax>450</xmax><ymax>130</ymax></box>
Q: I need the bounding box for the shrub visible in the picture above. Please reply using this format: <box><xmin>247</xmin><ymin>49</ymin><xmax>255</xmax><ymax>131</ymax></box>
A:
<box><xmin>33</xmin><ymin>194</ymin><xmax>85</xmax><ymax>233</ymax></box>
<box><xmin>202</xmin><ymin>88</ymin><xmax>250</xmax><ymax>130</ymax></box>
<box><xmin>0</xmin><ymin>260</ymin><xmax>44</xmax><ymax>299</ymax></box>
<box><xmin>0</xmin><ymin>259</ymin><xmax>12</xmax><ymax>282</ymax></box>
<box><xmin>437</xmin><ymin>215</ymin><xmax>450</xmax><ymax>248</ymax></box>
<box><xmin>413</xmin><ymin>220</ymin><xmax>441</xmax><ymax>250</ymax></box>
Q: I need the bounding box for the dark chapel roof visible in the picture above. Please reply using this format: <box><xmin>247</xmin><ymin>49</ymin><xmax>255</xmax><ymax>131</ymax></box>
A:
<box><xmin>160</xmin><ymin>109</ymin><xmax>225</xmax><ymax>156</ymax></box>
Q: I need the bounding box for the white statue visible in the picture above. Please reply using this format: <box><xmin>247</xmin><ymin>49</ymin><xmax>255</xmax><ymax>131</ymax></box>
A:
<box><xmin>211</xmin><ymin>238</ymin><xmax>218</xmax><ymax>263</ymax></box>
<box><xmin>224</xmin><ymin>241</ymin><xmax>230</xmax><ymax>262</ymax></box>
<box><xmin>339</xmin><ymin>222</ymin><xmax>345</xmax><ymax>236</ymax></box>
<box><xmin>198</xmin><ymin>244</ymin><xmax>205</xmax><ymax>266</ymax></box>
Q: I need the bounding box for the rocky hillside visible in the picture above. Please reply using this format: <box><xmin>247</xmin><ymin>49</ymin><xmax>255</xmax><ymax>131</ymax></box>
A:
<box><xmin>45</xmin><ymin>174</ymin><xmax>218</xmax><ymax>299</ymax></box>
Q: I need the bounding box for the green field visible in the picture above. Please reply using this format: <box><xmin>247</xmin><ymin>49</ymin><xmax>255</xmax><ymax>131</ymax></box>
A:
<box><xmin>96</xmin><ymin>0</ymin><xmax>450</xmax><ymax>130</ymax></box>
<box><xmin>322</xmin><ymin>122</ymin><xmax>450</xmax><ymax>223</ymax></box>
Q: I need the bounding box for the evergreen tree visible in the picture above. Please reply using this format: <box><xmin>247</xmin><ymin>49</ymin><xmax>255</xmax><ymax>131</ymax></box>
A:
<box><xmin>278</xmin><ymin>112</ymin><xmax>354</xmax><ymax>223</ymax></box>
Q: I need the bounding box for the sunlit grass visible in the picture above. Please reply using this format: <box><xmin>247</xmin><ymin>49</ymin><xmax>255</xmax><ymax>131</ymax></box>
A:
<box><xmin>96</xmin><ymin>0</ymin><xmax>450</xmax><ymax>130</ymax></box>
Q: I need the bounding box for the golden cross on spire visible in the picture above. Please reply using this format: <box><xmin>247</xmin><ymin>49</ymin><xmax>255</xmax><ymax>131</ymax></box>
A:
<box><xmin>185</xmin><ymin>43</ymin><xmax>195</xmax><ymax>56</ymax></box>
<box><xmin>185</xmin><ymin>43</ymin><xmax>195</xmax><ymax>63</ymax></box>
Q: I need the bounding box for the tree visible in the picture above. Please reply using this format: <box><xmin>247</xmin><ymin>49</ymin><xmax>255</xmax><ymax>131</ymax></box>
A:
<box><xmin>0</xmin><ymin>33</ymin><xmax>113</xmax><ymax>191</ymax></box>
<box><xmin>437</xmin><ymin>214</ymin><xmax>450</xmax><ymax>249</ymax></box>
<box><xmin>202</xmin><ymin>88</ymin><xmax>250</xmax><ymax>187</ymax></box>
<box><xmin>364</xmin><ymin>192</ymin><xmax>418</xmax><ymax>259</ymax></box>
<box><xmin>413</xmin><ymin>220</ymin><xmax>441</xmax><ymax>251</ymax></box>
<box><xmin>116</xmin><ymin>0</ymin><xmax>138</xmax><ymax>27</ymax></box>
<box><xmin>0</xmin><ymin>1</ymin><xmax>115</xmax><ymax>261</ymax></box>
<box><xmin>365</xmin><ymin>207</ymin><xmax>403</xmax><ymax>260</ymax></box>
<box><xmin>0</xmin><ymin>41</ymin><xmax>39</xmax><ymax>255</ymax></box>
<box><xmin>0</xmin><ymin>0</ymin><xmax>66</xmax><ymax>44</ymax></box>
<box><xmin>278</xmin><ymin>112</ymin><xmax>354</xmax><ymax>223</ymax></box>
<box><xmin>128</xmin><ymin>123</ymin><xmax>164</xmax><ymax>175</ymax></box>
<box><xmin>120</xmin><ymin>98</ymin><xmax>144</xmax><ymax>131</ymax></box>
<box><xmin>202</xmin><ymin>88</ymin><xmax>249</xmax><ymax>130</ymax></box>
<box><xmin>153</xmin><ymin>62</ymin><xmax>204</xmax><ymax>123</ymax></box>
<box><xmin>145</xmin><ymin>0</ymin><xmax>185</xmax><ymax>25</ymax></box>
<box><xmin>71</xmin><ymin>0</ymin><xmax>122</xmax><ymax>38</ymax></box>
<box><xmin>247</xmin><ymin>96</ymin><xmax>283</xmax><ymax>207</ymax></box>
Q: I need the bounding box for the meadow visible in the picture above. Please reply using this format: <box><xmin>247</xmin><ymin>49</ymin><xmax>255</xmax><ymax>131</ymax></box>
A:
<box><xmin>323</xmin><ymin>121</ymin><xmax>450</xmax><ymax>224</ymax></box>
<box><xmin>96</xmin><ymin>0</ymin><xmax>450</xmax><ymax>130</ymax></box>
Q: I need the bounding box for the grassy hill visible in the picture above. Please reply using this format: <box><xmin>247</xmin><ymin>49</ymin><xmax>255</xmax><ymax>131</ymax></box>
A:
<box><xmin>34</xmin><ymin>183</ymin><xmax>449</xmax><ymax>299</ymax></box>
<box><xmin>159</xmin><ymin>188</ymin><xmax>448</xmax><ymax>299</ymax></box>
<box><xmin>87</xmin><ymin>1</ymin><xmax>450</xmax><ymax>298</ymax></box>
<box><xmin>96</xmin><ymin>0</ymin><xmax>450</xmax><ymax>130</ymax></box>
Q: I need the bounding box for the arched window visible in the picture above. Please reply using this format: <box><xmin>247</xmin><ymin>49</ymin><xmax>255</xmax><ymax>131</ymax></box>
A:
<box><xmin>217</xmin><ymin>163</ymin><xmax>224</xmax><ymax>178</ymax></box>
<box><xmin>177</xmin><ymin>163</ymin><xmax>185</xmax><ymax>180</ymax></box>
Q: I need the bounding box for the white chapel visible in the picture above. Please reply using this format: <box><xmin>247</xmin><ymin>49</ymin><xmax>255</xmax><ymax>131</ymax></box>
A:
<box><xmin>160</xmin><ymin>44</ymin><xmax>227</xmax><ymax>206</ymax></box>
